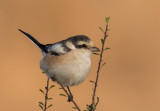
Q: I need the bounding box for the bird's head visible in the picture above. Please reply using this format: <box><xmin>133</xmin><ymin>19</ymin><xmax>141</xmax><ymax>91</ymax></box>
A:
<box><xmin>64</xmin><ymin>35</ymin><xmax>100</xmax><ymax>55</ymax></box>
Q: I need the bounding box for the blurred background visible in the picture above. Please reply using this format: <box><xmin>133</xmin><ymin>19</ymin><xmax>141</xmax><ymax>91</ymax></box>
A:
<box><xmin>1</xmin><ymin>0</ymin><xmax>160</xmax><ymax>111</ymax></box>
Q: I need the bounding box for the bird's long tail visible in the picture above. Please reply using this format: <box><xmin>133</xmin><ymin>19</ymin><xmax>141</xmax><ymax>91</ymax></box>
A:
<box><xmin>18</xmin><ymin>29</ymin><xmax>47</xmax><ymax>53</ymax></box>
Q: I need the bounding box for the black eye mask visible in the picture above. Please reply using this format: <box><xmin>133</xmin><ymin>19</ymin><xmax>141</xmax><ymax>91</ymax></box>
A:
<box><xmin>76</xmin><ymin>44</ymin><xmax>88</xmax><ymax>49</ymax></box>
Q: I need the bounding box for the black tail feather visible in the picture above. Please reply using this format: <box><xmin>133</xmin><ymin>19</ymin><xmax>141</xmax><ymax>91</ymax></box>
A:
<box><xmin>18</xmin><ymin>29</ymin><xmax>47</xmax><ymax>53</ymax></box>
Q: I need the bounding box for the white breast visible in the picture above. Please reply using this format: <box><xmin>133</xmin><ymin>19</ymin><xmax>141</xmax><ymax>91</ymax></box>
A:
<box><xmin>40</xmin><ymin>50</ymin><xmax>92</xmax><ymax>87</ymax></box>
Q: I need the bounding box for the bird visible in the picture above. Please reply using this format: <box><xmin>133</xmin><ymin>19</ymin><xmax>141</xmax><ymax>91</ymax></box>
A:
<box><xmin>18</xmin><ymin>29</ymin><xmax>100</xmax><ymax>101</ymax></box>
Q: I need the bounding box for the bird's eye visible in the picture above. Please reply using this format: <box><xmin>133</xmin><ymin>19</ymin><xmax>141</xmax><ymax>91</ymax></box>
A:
<box><xmin>82</xmin><ymin>44</ymin><xmax>87</xmax><ymax>47</ymax></box>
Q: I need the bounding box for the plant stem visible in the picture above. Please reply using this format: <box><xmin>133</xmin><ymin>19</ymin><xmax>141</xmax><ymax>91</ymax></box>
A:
<box><xmin>44</xmin><ymin>78</ymin><xmax>50</xmax><ymax>111</ymax></box>
<box><xmin>59</xmin><ymin>84</ymin><xmax>81</xmax><ymax>111</ymax></box>
<box><xmin>90</xmin><ymin>23</ymin><xmax>109</xmax><ymax>111</ymax></box>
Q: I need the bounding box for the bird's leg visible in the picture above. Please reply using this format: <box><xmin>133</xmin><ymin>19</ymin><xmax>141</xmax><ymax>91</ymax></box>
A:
<box><xmin>67</xmin><ymin>86</ymin><xmax>73</xmax><ymax>102</ymax></box>
<box><xmin>51</xmin><ymin>76</ymin><xmax>56</xmax><ymax>81</ymax></box>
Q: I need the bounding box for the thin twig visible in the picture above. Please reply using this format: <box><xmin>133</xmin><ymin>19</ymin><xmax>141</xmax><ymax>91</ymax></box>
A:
<box><xmin>44</xmin><ymin>78</ymin><xmax>50</xmax><ymax>111</ymax></box>
<box><xmin>90</xmin><ymin>23</ymin><xmax>109</xmax><ymax>111</ymax></box>
<box><xmin>59</xmin><ymin>84</ymin><xmax>81</xmax><ymax>111</ymax></box>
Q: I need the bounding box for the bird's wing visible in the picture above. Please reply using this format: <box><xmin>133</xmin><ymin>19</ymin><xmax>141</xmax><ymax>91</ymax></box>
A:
<box><xmin>18</xmin><ymin>29</ymin><xmax>71</xmax><ymax>56</ymax></box>
<box><xmin>48</xmin><ymin>43</ymin><xmax>71</xmax><ymax>56</ymax></box>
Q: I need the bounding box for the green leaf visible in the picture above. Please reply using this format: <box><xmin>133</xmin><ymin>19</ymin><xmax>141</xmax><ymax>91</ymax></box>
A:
<box><xmin>59</xmin><ymin>87</ymin><xmax>63</xmax><ymax>89</ymax></box>
<box><xmin>101</xmin><ymin>62</ymin><xmax>106</xmax><ymax>67</ymax></box>
<box><xmin>93</xmin><ymin>52</ymin><xmax>99</xmax><ymax>55</ymax></box>
<box><xmin>105</xmin><ymin>35</ymin><xmax>108</xmax><ymax>38</ymax></box>
<box><xmin>45</xmin><ymin>96</ymin><xmax>48</xmax><ymax>100</ymax></box>
<box><xmin>59</xmin><ymin>93</ymin><xmax>67</xmax><ymax>97</ymax></box>
<box><xmin>89</xmin><ymin>80</ymin><xmax>96</xmax><ymax>84</ymax></box>
<box><xmin>98</xmin><ymin>27</ymin><xmax>104</xmax><ymax>32</ymax></box>
<box><xmin>47</xmin><ymin>98</ymin><xmax>53</xmax><ymax>100</ymax></box>
<box><xmin>90</xmin><ymin>102</ymin><xmax>96</xmax><ymax>110</ymax></box>
<box><xmin>39</xmin><ymin>104</ymin><xmax>43</xmax><ymax>110</ymax></box>
<box><xmin>105</xmin><ymin>17</ymin><xmax>110</xmax><ymax>23</ymax></box>
<box><xmin>101</xmin><ymin>38</ymin><xmax>104</xmax><ymax>44</ymax></box>
<box><xmin>49</xmin><ymin>84</ymin><xmax>55</xmax><ymax>90</ymax></box>
<box><xmin>47</xmin><ymin>104</ymin><xmax>53</xmax><ymax>109</ymax></box>
<box><xmin>86</xmin><ymin>104</ymin><xmax>90</xmax><ymax>110</ymax></box>
<box><xmin>45</xmin><ymin>87</ymin><xmax>48</xmax><ymax>90</ymax></box>
<box><xmin>97</xmin><ymin>97</ymin><xmax>99</xmax><ymax>104</ymax></box>
<box><xmin>72</xmin><ymin>107</ymin><xmax>77</xmax><ymax>109</ymax></box>
<box><xmin>39</xmin><ymin>89</ymin><xmax>45</xmax><ymax>94</ymax></box>
<box><xmin>104</xmin><ymin>47</ymin><xmax>110</xmax><ymax>50</ymax></box>
<box><xmin>93</xmin><ymin>104</ymin><xmax>96</xmax><ymax>110</ymax></box>
<box><xmin>39</xmin><ymin>102</ymin><xmax>44</xmax><ymax>106</ymax></box>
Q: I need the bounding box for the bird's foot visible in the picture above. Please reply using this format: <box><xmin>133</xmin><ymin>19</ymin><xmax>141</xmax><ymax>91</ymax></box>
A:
<box><xmin>67</xmin><ymin>94</ymin><xmax>73</xmax><ymax>102</ymax></box>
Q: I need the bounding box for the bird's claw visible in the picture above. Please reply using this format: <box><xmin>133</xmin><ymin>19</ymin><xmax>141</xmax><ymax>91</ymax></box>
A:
<box><xmin>67</xmin><ymin>95</ymin><xmax>73</xmax><ymax>102</ymax></box>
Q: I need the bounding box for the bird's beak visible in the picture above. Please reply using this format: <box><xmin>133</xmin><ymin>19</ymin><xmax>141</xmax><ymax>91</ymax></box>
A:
<box><xmin>91</xmin><ymin>46</ymin><xmax>100</xmax><ymax>52</ymax></box>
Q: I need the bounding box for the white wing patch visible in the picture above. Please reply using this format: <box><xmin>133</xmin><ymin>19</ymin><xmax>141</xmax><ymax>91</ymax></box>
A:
<box><xmin>50</xmin><ymin>43</ymin><xmax>66</xmax><ymax>54</ymax></box>
<box><xmin>65</xmin><ymin>41</ymin><xmax>76</xmax><ymax>50</ymax></box>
